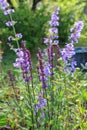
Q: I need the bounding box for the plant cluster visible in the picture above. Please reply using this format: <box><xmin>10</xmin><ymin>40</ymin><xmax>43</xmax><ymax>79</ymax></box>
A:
<box><xmin>0</xmin><ymin>2</ymin><xmax>50</xmax><ymax>51</ymax></box>
<box><xmin>0</xmin><ymin>0</ymin><xmax>87</xmax><ymax>130</ymax></box>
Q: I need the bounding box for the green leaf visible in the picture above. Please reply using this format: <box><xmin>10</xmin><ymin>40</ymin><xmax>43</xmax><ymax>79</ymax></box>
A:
<box><xmin>0</xmin><ymin>115</ymin><xmax>7</xmax><ymax>127</ymax></box>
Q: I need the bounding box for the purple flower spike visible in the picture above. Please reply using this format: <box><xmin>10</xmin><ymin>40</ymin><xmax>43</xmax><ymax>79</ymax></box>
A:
<box><xmin>13</xmin><ymin>41</ymin><xmax>33</xmax><ymax>82</ymax></box>
<box><xmin>48</xmin><ymin>45</ymin><xmax>54</xmax><ymax>68</ymax></box>
<box><xmin>37</xmin><ymin>48</ymin><xmax>48</xmax><ymax>88</ymax></box>
<box><xmin>44</xmin><ymin>7</ymin><xmax>59</xmax><ymax>45</ymax></box>
<box><xmin>69</xmin><ymin>21</ymin><xmax>84</xmax><ymax>44</ymax></box>
<box><xmin>57</xmin><ymin>45</ymin><xmax>61</xmax><ymax>59</ymax></box>
<box><xmin>61</xmin><ymin>43</ymin><xmax>75</xmax><ymax>64</ymax></box>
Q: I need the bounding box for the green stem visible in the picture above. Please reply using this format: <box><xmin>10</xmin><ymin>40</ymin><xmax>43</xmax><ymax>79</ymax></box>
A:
<box><xmin>45</xmin><ymin>88</ymin><xmax>50</xmax><ymax>120</ymax></box>
<box><xmin>12</xmin><ymin>86</ymin><xmax>23</xmax><ymax>117</ymax></box>
<box><xmin>9</xmin><ymin>13</ymin><xmax>20</xmax><ymax>48</ymax></box>
<box><xmin>30</xmin><ymin>73</ymin><xmax>39</xmax><ymax>129</ymax></box>
<box><xmin>64</xmin><ymin>76</ymin><xmax>70</xmax><ymax>129</ymax></box>
<box><xmin>27</xmin><ymin>83</ymin><xmax>34</xmax><ymax>130</ymax></box>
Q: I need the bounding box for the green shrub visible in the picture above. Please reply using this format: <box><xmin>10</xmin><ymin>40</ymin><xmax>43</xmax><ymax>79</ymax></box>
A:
<box><xmin>0</xmin><ymin>3</ymin><xmax>50</xmax><ymax>51</ymax></box>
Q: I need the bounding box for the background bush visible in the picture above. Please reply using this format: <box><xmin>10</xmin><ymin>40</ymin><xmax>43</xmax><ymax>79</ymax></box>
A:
<box><xmin>0</xmin><ymin>3</ymin><xmax>50</xmax><ymax>52</ymax></box>
<box><xmin>0</xmin><ymin>0</ymin><xmax>87</xmax><ymax>54</ymax></box>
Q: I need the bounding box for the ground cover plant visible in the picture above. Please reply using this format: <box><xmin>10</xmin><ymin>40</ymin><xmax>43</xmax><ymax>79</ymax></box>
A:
<box><xmin>0</xmin><ymin>0</ymin><xmax>87</xmax><ymax>130</ymax></box>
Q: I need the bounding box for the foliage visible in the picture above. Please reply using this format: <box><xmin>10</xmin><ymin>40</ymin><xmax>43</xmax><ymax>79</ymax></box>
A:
<box><xmin>0</xmin><ymin>3</ymin><xmax>50</xmax><ymax>51</ymax></box>
<box><xmin>0</xmin><ymin>63</ymin><xmax>87</xmax><ymax>129</ymax></box>
<box><xmin>0</xmin><ymin>0</ymin><xmax>86</xmax><ymax>52</ymax></box>
<box><xmin>0</xmin><ymin>1</ymin><xmax>87</xmax><ymax>129</ymax></box>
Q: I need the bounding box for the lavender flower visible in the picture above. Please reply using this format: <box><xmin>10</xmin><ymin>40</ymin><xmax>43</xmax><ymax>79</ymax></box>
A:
<box><xmin>69</xmin><ymin>21</ymin><xmax>84</xmax><ymax>44</ymax></box>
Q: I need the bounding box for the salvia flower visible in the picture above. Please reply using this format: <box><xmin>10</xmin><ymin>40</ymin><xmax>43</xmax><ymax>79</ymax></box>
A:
<box><xmin>61</xmin><ymin>43</ymin><xmax>75</xmax><ymax>64</ymax></box>
<box><xmin>69</xmin><ymin>21</ymin><xmax>84</xmax><ymax>44</ymax></box>
<box><xmin>49</xmin><ymin>7</ymin><xmax>60</xmax><ymax>27</ymax></box>
<box><xmin>8</xmin><ymin>70</ymin><xmax>15</xmax><ymax>87</ymax></box>
<box><xmin>13</xmin><ymin>49</ymin><xmax>24</xmax><ymax>68</ymax></box>
<box><xmin>53</xmin><ymin>40</ymin><xmax>59</xmax><ymax>45</ymax></box>
<box><xmin>6</xmin><ymin>20</ymin><xmax>16</xmax><ymax>27</ymax></box>
<box><xmin>15</xmin><ymin>33</ymin><xmax>22</xmax><ymax>39</ymax></box>
<box><xmin>4</xmin><ymin>9</ymin><xmax>14</xmax><ymax>15</ymax></box>
<box><xmin>62</xmin><ymin>21</ymin><xmax>84</xmax><ymax>72</ymax></box>
<box><xmin>13</xmin><ymin>41</ymin><xmax>33</xmax><ymax>82</ymax></box>
<box><xmin>43</xmin><ymin>37</ymin><xmax>52</xmax><ymax>45</ymax></box>
<box><xmin>35</xmin><ymin>93</ymin><xmax>47</xmax><ymax>112</ymax></box>
<box><xmin>64</xmin><ymin>60</ymin><xmax>77</xmax><ymax>72</ymax></box>
<box><xmin>70</xmin><ymin>60</ymin><xmax>77</xmax><ymax>71</ymax></box>
<box><xmin>0</xmin><ymin>0</ymin><xmax>9</xmax><ymax>10</ymax></box>
<box><xmin>48</xmin><ymin>44</ymin><xmax>55</xmax><ymax>68</ymax></box>
<box><xmin>8</xmin><ymin>35</ymin><xmax>14</xmax><ymax>41</ymax></box>
<box><xmin>44</xmin><ymin>7</ymin><xmax>59</xmax><ymax>45</ymax></box>
<box><xmin>42</xmin><ymin>49</ymin><xmax>51</xmax><ymax>76</ymax></box>
<box><xmin>85</xmin><ymin>62</ymin><xmax>87</xmax><ymax>67</ymax></box>
<box><xmin>49</xmin><ymin>27</ymin><xmax>58</xmax><ymax>34</ymax></box>
<box><xmin>44</xmin><ymin>63</ymin><xmax>51</xmax><ymax>76</ymax></box>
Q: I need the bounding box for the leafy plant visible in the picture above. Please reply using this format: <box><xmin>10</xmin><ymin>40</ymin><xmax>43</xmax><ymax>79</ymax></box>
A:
<box><xmin>0</xmin><ymin>1</ymin><xmax>87</xmax><ymax>130</ymax></box>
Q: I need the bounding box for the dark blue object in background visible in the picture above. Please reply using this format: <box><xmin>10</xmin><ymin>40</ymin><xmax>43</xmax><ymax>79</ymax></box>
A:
<box><xmin>74</xmin><ymin>47</ymin><xmax>87</xmax><ymax>69</ymax></box>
